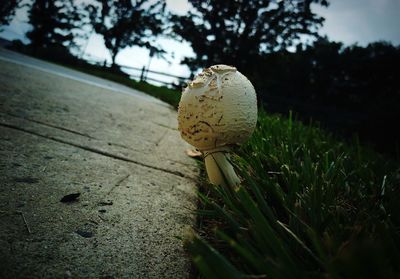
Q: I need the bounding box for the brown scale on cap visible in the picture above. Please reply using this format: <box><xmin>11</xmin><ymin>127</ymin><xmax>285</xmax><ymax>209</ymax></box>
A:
<box><xmin>178</xmin><ymin>64</ymin><xmax>258</xmax><ymax>187</ymax></box>
<box><xmin>178</xmin><ymin>64</ymin><xmax>257</xmax><ymax>151</ymax></box>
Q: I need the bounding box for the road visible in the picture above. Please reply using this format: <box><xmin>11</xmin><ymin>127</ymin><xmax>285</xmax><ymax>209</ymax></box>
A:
<box><xmin>0</xmin><ymin>48</ymin><xmax>198</xmax><ymax>278</ymax></box>
<box><xmin>0</xmin><ymin>48</ymin><xmax>166</xmax><ymax>106</ymax></box>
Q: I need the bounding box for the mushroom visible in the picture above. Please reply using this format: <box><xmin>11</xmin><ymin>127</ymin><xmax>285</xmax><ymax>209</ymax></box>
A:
<box><xmin>178</xmin><ymin>65</ymin><xmax>257</xmax><ymax>187</ymax></box>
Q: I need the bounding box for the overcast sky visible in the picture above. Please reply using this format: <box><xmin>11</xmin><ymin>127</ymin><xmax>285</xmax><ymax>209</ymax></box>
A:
<box><xmin>1</xmin><ymin>0</ymin><xmax>399</xmax><ymax>85</ymax></box>
<box><xmin>314</xmin><ymin>0</ymin><xmax>400</xmax><ymax>46</ymax></box>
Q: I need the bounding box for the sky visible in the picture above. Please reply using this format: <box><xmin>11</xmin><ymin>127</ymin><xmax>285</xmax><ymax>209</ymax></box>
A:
<box><xmin>314</xmin><ymin>0</ymin><xmax>400</xmax><ymax>46</ymax></box>
<box><xmin>1</xmin><ymin>0</ymin><xmax>399</xmax><ymax>85</ymax></box>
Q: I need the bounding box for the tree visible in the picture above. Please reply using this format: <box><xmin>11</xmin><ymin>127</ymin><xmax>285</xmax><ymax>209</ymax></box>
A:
<box><xmin>27</xmin><ymin>0</ymin><xmax>81</xmax><ymax>51</ymax></box>
<box><xmin>251</xmin><ymin>39</ymin><xmax>400</xmax><ymax>154</ymax></box>
<box><xmin>0</xmin><ymin>0</ymin><xmax>21</xmax><ymax>29</ymax></box>
<box><xmin>87</xmin><ymin>0</ymin><xmax>166</xmax><ymax>68</ymax></box>
<box><xmin>172</xmin><ymin>0</ymin><xmax>329</xmax><ymax>73</ymax></box>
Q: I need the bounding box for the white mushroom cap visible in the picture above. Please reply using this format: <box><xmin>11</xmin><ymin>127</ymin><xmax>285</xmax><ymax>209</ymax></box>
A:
<box><xmin>178</xmin><ymin>65</ymin><xmax>257</xmax><ymax>151</ymax></box>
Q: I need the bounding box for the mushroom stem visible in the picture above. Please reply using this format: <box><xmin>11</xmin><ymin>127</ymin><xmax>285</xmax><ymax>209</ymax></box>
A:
<box><xmin>204</xmin><ymin>150</ymin><xmax>241</xmax><ymax>187</ymax></box>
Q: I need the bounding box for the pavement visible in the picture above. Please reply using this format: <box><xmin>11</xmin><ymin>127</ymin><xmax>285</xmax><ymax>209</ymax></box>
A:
<box><xmin>0</xmin><ymin>48</ymin><xmax>199</xmax><ymax>278</ymax></box>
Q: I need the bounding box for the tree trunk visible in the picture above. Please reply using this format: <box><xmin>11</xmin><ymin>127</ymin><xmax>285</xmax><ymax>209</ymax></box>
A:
<box><xmin>111</xmin><ymin>51</ymin><xmax>118</xmax><ymax>69</ymax></box>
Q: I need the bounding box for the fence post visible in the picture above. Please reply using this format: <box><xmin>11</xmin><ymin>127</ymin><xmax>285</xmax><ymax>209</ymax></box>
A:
<box><xmin>140</xmin><ymin>66</ymin><xmax>146</xmax><ymax>81</ymax></box>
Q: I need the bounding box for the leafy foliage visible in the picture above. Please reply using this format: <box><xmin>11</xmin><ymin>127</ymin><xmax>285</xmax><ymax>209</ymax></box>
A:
<box><xmin>87</xmin><ymin>0</ymin><xmax>166</xmax><ymax>67</ymax></box>
<box><xmin>172</xmin><ymin>0</ymin><xmax>329</xmax><ymax>72</ymax></box>
<box><xmin>0</xmin><ymin>0</ymin><xmax>21</xmax><ymax>28</ymax></box>
<box><xmin>253</xmin><ymin>39</ymin><xmax>400</xmax><ymax>153</ymax></box>
<box><xmin>254</xmin><ymin>39</ymin><xmax>400</xmax><ymax>106</ymax></box>
<box><xmin>26</xmin><ymin>0</ymin><xmax>82</xmax><ymax>50</ymax></box>
<box><xmin>187</xmin><ymin>109</ymin><xmax>400</xmax><ymax>278</ymax></box>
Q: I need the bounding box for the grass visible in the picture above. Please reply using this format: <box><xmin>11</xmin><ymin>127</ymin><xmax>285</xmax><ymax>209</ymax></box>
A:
<box><xmin>186</xmin><ymin>109</ymin><xmax>400</xmax><ymax>278</ymax></box>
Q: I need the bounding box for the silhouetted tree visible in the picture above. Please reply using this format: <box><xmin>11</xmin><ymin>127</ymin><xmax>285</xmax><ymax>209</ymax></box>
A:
<box><xmin>0</xmin><ymin>0</ymin><xmax>21</xmax><ymax>29</ymax></box>
<box><xmin>27</xmin><ymin>0</ymin><xmax>81</xmax><ymax>51</ymax></box>
<box><xmin>172</xmin><ymin>0</ymin><xmax>329</xmax><ymax>73</ymax></box>
<box><xmin>252</xmin><ymin>39</ymin><xmax>400</xmax><ymax>153</ymax></box>
<box><xmin>87</xmin><ymin>0</ymin><xmax>166</xmax><ymax>68</ymax></box>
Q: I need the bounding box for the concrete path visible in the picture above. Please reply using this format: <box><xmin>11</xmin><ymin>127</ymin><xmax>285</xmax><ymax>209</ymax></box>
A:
<box><xmin>0</xmin><ymin>49</ymin><xmax>198</xmax><ymax>278</ymax></box>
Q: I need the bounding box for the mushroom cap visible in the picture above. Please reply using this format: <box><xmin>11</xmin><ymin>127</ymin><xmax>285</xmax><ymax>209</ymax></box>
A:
<box><xmin>178</xmin><ymin>64</ymin><xmax>257</xmax><ymax>151</ymax></box>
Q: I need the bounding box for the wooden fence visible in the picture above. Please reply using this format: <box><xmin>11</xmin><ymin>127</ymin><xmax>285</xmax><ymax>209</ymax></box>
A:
<box><xmin>83</xmin><ymin>53</ymin><xmax>190</xmax><ymax>87</ymax></box>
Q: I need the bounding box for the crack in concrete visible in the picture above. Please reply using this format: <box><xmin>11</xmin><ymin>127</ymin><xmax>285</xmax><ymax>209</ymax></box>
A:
<box><xmin>153</xmin><ymin>116</ymin><xmax>174</xmax><ymax>147</ymax></box>
<box><xmin>107</xmin><ymin>141</ymin><xmax>140</xmax><ymax>152</ymax></box>
<box><xmin>3</xmin><ymin>112</ymin><xmax>145</xmax><ymax>153</ymax></box>
<box><xmin>154</xmin><ymin>128</ymin><xmax>169</xmax><ymax>147</ymax></box>
<box><xmin>5</xmin><ymin>112</ymin><xmax>96</xmax><ymax>139</ymax></box>
<box><xmin>107</xmin><ymin>174</ymin><xmax>130</xmax><ymax>196</ymax></box>
<box><xmin>152</xmin><ymin>122</ymin><xmax>178</xmax><ymax>131</ymax></box>
<box><xmin>116</xmin><ymin>174</ymin><xmax>130</xmax><ymax>186</ymax></box>
<box><xmin>1</xmin><ymin>123</ymin><xmax>188</xmax><ymax>179</ymax></box>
